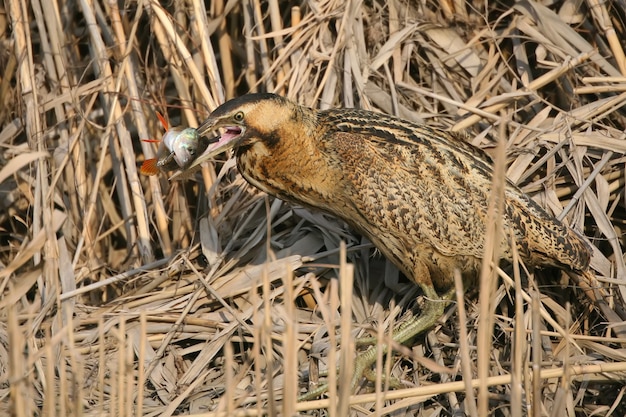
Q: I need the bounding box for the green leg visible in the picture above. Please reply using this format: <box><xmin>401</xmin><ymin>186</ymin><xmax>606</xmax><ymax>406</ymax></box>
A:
<box><xmin>299</xmin><ymin>285</ymin><xmax>454</xmax><ymax>400</ymax></box>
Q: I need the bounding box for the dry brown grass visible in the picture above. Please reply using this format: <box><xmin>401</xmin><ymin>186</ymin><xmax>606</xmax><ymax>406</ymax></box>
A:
<box><xmin>2</xmin><ymin>0</ymin><xmax>626</xmax><ymax>415</ymax></box>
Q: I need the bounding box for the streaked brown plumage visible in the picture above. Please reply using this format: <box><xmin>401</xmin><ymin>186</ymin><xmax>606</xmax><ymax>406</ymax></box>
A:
<box><xmin>174</xmin><ymin>93</ymin><xmax>619</xmax><ymax>395</ymax></box>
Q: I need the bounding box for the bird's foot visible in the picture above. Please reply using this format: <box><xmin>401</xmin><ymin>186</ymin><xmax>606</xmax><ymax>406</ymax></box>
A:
<box><xmin>298</xmin><ymin>291</ymin><xmax>451</xmax><ymax>400</ymax></box>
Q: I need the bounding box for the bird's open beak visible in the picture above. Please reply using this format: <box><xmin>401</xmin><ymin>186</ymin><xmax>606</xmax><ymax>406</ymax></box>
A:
<box><xmin>168</xmin><ymin>116</ymin><xmax>244</xmax><ymax>180</ymax></box>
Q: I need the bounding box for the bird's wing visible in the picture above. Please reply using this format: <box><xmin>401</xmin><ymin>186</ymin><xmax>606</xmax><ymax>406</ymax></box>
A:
<box><xmin>327</xmin><ymin>125</ymin><xmax>590</xmax><ymax>273</ymax></box>
<box><xmin>327</xmin><ymin>128</ymin><xmax>500</xmax><ymax>261</ymax></box>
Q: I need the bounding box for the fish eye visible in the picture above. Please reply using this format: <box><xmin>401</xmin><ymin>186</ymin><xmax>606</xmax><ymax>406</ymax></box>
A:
<box><xmin>233</xmin><ymin>111</ymin><xmax>244</xmax><ymax>122</ymax></box>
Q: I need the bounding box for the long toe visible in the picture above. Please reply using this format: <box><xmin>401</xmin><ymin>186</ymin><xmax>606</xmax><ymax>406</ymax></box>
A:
<box><xmin>299</xmin><ymin>295</ymin><xmax>449</xmax><ymax>400</ymax></box>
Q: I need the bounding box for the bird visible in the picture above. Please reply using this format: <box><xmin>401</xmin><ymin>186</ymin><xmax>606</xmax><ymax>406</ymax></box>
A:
<box><xmin>171</xmin><ymin>92</ymin><xmax>621</xmax><ymax>396</ymax></box>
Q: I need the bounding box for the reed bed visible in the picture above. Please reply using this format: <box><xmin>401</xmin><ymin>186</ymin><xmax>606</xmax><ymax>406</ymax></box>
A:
<box><xmin>2</xmin><ymin>0</ymin><xmax>626</xmax><ymax>415</ymax></box>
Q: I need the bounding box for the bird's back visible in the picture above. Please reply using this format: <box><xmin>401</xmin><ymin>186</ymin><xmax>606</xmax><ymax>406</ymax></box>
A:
<box><xmin>314</xmin><ymin>108</ymin><xmax>591</xmax><ymax>288</ymax></box>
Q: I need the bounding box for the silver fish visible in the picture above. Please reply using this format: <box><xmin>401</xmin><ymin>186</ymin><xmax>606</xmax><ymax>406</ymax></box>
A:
<box><xmin>141</xmin><ymin>113</ymin><xmax>208</xmax><ymax>176</ymax></box>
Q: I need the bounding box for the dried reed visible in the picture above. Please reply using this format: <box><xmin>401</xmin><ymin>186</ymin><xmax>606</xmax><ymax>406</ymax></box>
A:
<box><xmin>2</xmin><ymin>0</ymin><xmax>626</xmax><ymax>415</ymax></box>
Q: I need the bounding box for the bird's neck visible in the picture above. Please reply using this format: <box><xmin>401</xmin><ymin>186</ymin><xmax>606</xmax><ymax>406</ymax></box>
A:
<box><xmin>237</xmin><ymin>111</ymin><xmax>343</xmax><ymax>209</ymax></box>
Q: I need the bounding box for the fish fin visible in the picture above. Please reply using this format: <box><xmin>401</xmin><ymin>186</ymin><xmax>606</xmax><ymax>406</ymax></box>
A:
<box><xmin>156</xmin><ymin>111</ymin><xmax>169</xmax><ymax>131</ymax></box>
<box><xmin>140</xmin><ymin>158</ymin><xmax>160</xmax><ymax>176</ymax></box>
<box><xmin>141</xmin><ymin>138</ymin><xmax>161</xmax><ymax>143</ymax></box>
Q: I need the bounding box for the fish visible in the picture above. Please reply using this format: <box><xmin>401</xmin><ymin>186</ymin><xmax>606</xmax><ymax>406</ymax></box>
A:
<box><xmin>140</xmin><ymin>112</ymin><xmax>210</xmax><ymax>176</ymax></box>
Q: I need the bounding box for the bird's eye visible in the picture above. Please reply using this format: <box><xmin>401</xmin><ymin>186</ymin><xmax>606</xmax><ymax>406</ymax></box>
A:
<box><xmin>233</xmin><ymin>111</ymin><xmax>244</xmax><ymax>122</ymax></box>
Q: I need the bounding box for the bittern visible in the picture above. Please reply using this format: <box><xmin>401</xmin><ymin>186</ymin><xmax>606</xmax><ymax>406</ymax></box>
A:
<box><xmin>174</xmin><ymin>93</ymin><xmax>620</xmax><ymax>396</ymax></box>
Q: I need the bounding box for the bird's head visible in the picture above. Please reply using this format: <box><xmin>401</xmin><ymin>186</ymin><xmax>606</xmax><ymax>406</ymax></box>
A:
<box><xmin>172</xmin><ymin>93</ymin><xmax>311</xmax><ymax>179</ymax></box>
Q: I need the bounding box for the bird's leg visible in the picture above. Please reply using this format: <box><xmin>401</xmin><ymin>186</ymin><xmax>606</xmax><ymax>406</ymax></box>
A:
<box><xmin>349</xmin><ymin>285</ymin><xmax>453</xmax><ymax>388</ymax></box>
<box><xmin>299</xmin><ymin>285</ymin><xmax>454</xmax><ymax>400</ymax></box>
<box><xmin>389</xmin><ymin>285</ymin><xmax>455</xmax><ymax>344</ymax></box>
